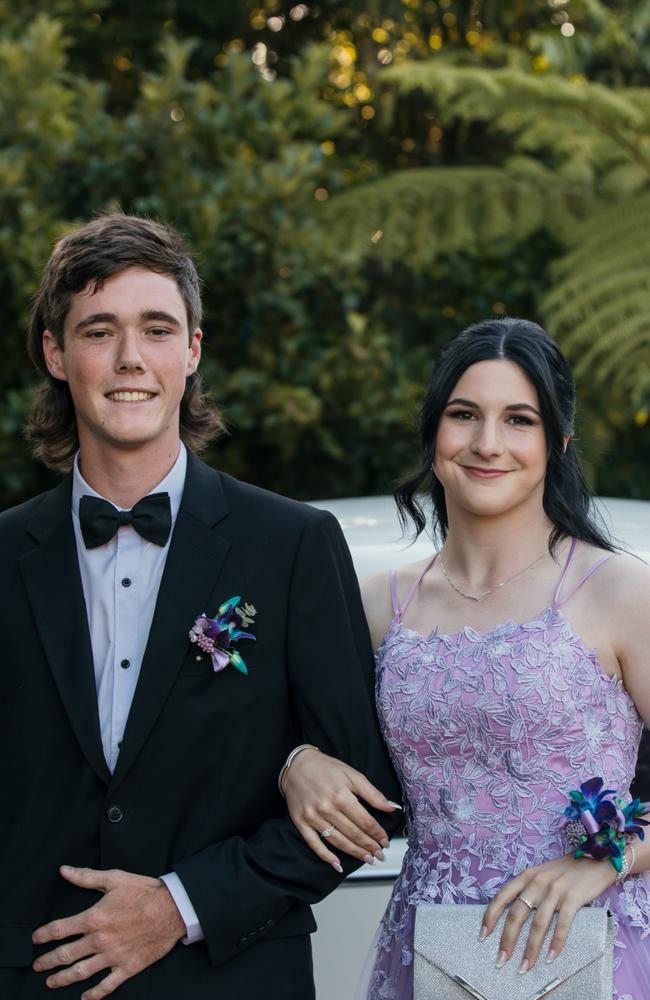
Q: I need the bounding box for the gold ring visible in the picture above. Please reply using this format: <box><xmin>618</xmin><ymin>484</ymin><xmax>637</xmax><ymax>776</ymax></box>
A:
<box><xmin>320</xmin><ymin>824</ymin><xmax>336</xmax><ymax>838</ymax></box>
<box><xmin>517</xmin><ymin>896</ymin><xmax>536</xmax><ymax>912</ymax></box>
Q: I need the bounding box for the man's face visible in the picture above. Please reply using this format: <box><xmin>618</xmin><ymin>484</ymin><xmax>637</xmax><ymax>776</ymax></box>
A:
<box><xmin>42</xmin><ymin>267</ymin><xmax>202</xmax><ymax>460</ymax></box>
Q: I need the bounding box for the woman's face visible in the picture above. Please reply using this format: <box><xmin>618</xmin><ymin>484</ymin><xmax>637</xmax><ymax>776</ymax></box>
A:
<box><xmin>433</xmin><ymin>358</ymin><xmax>548</xmax><ymax>520</ymax></box>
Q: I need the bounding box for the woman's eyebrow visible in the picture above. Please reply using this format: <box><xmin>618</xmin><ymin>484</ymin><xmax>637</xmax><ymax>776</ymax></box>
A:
<box><xmin>445</xmin><ymin>398</ymin><xmax>541</xmax><ymax>417</ymax></box>
<box><xmin>504</xmin><ymin>403</ymin><xmax>541</xmax><ymax>416</ymax></box>
<box><xmin>445</xmin><ymin>397</ymin><xmax>478</xmax><ymax>408</ymax></box>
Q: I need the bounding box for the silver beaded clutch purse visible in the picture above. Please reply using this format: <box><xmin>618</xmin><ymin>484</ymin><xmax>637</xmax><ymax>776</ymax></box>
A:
<box><xmin>414</xmin><ymin>903</ymin><xmax>614</xmax><ymax>1000</ymax></box>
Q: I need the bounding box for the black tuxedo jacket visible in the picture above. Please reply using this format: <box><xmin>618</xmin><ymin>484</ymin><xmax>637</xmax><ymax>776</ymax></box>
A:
<box><xmin>0</xmin><ymin>454</ymin><xmax>401</xmax><ymax>999</ymax></box>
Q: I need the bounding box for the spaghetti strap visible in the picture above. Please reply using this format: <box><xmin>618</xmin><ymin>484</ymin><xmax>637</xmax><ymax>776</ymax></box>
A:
<box><xmin>552</xmin><ymin>537</ymin><xmax>578</xmax><ymax>608</ymax></box>
<box><xmin>391</xmin><ymin>553</ymin><xmax>438</xmax><ymax>622</ymax></box>
<box><xmin>555</xmin><ymin>549</ymin><xmax>614</xmax><ymax>609</ymax></box>
<box><xmin>389</xmin><ymin>571</ymin><xmax>401</xmax><ymax>620</ymax></box>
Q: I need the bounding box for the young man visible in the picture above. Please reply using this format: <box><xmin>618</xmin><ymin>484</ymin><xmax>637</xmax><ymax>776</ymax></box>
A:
<box><xmin>0</xmin><ymin>214</ymin><xmax>401</xmax><ymax>999</ymax></box>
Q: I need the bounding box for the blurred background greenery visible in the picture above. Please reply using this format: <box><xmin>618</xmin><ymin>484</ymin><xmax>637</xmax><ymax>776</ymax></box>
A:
<box><xmin>2</xmin><ymin>0</ymin><xmax>650</xmax><ymax>506</ymax></box>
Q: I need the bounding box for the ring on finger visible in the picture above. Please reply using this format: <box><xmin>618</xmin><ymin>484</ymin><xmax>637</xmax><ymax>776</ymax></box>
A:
<box><xmin>320</xmin><ymin>824</ymin><xmax>336</xmax><ymax>838</ymax></box>
<box><xmin>516</xmin><ymin>895</ymin><xmax>537</xmax><ymax>913</ymax></box>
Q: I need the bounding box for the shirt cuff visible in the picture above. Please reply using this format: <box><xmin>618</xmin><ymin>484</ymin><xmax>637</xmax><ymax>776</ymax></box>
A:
<box><xmin>160</xmin><ymin>871</ymin><xmax>205</xmax><ymax>944</ymax></box>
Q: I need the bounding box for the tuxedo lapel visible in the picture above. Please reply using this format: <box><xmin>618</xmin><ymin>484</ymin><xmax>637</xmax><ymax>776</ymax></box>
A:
<box><xmin>19</xmin><ymin>479</ymin><xmax>111</xmax><ymax>785</ymax></box>
<box><xmin>109</xmin><ymin>456</ymin><xmax>230</xmax><ymax>793</ymax></box>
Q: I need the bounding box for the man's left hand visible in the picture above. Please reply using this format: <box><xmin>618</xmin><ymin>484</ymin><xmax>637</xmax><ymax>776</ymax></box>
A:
<box><xmin>32</xmin><ymin>866</ymin><xmax>186</xmax><ymax>998</ymax></box>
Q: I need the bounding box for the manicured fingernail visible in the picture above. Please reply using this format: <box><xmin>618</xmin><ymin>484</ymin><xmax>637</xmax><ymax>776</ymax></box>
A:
<box><xmin>546</xmin><ymin>950</ymin><xmax>556</xmax><ymax>964</ymax></box>
<box><xmin>496</xmin><ymin>950</ymin><xmax>507</xmax><ymax>968</ymax></box>
<box><xmin>61</xmin><ymin>865</ymin><xmax>74</xmax><ymax>875</ymax></box>
<box><xmin>332</xmin><ymin>862</ymin><xmax>343</xmax><ymax>873</ymax></box>
<box><xmin>387</xmin><ymin>801</ymin><xmax>403</xmax><ymax>809</ymax></box>
<box><xmin>374</xmin><ymin>849</ymin><xmax>385</xmax><ymax>861</ymax></box>
<box><xmin>363</xmin><ymin>854</ymin><xmax>376</xmax><ymax>865</ymax></box>
<box><xmin>380</xmin><ymin>837</ymin><xmax>389</xmax><ymax>848</ymax></box>
<box><xmin>518</xmin><ymin>959</ymin><xmax>530</xmax><ymax>975</ymax></box>
<box><xmin>479</xmin><ymin>925</ymin><xmax>488</xmax><ymax>941</ymax></box>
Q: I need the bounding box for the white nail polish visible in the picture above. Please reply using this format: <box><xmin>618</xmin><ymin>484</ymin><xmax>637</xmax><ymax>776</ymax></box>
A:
<box><xmin>387</xmin><ymin>801</ymin><xmax>403</xmax><ymax>809</ymax></box>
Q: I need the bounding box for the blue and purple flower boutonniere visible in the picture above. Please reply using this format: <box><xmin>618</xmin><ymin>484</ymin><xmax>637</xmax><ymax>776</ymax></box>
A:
<box><xmin>189</xmin><ymin>596</ymin><xmax>257</xmax><ymax>675</ymax></box>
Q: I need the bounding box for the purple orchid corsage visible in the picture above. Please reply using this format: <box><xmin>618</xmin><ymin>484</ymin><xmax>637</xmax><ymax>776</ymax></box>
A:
<box><xmin>189</xmin><ymin>596</ymin><xmax>257</xmax><ymax>675</ymax></box>
<box><xmin>563</xmin><ymin>776</ymin><xmax>650</xmax><ymax>872</ymax></box>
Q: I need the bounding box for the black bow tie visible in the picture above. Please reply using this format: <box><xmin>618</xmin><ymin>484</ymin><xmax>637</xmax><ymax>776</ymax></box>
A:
<box><xmin>78</xmin><ymin>492</ymin><xmax>172</xmax><ymax>549</ymax></box>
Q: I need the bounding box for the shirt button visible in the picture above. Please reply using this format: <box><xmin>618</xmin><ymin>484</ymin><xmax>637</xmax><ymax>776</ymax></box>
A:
<box><xmin>120</xmin><ymin>659</ymin><xmax>130</xmax><ymax>669</ymax></box>
<box><xmin>106</xmin><ymin>805</ymin><xmax>124</xmax><ymax>823</ymax></box>
<box><xmin>121</xmin><ymin>578</ymin><xmax>132</xmax><ymax>588</ymax></box>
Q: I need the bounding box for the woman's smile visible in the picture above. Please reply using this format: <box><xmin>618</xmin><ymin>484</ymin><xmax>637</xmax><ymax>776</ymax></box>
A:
<box><xmin>459</xmin><ymin>465</ymin><xmax>511</xmax><ymax>479</ymax></box>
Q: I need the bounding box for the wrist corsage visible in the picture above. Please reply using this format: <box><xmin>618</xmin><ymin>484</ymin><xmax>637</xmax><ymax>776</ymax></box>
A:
<box><xmin>563</xmin><ymin>776</ymin><xmax>649</xmax><ymax>874</ymax></box>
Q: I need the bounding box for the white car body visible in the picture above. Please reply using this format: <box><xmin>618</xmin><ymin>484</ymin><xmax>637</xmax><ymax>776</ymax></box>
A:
<box><xmin>309</xmin><ymin>495</ymin><xmax>650</xmax><ymax>999</ymax></box>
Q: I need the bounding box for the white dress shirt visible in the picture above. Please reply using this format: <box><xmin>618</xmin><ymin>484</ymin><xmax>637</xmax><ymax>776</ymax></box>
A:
<box><xmin>71</xmin><ymin>444</ymin><xmax>203</xmax><ymax>943</ymax></box>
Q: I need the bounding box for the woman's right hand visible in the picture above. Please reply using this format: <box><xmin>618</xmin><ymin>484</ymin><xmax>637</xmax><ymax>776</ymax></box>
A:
<box><xmin>282</xmin><ymin>749</ymin><xmax>402</xmax><ymax>871</ymax></box>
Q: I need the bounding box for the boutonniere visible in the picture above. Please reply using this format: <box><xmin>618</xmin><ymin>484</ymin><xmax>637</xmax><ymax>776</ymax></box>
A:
<box><xmin>189</xmin><ymin>596</ymin><xmax>257</xmax><ymax>675</ymax></box>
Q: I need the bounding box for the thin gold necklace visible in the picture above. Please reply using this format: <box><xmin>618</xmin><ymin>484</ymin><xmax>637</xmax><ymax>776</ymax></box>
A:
<box><xmin>438</xmin><ymin>548</ymin><xmax>548</xmax><ymax>603</ymax></box>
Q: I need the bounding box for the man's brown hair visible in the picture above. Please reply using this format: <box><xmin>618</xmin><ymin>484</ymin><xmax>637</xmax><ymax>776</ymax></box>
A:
<box><xmin>26</xmin><ymin>212</ymin><xmax>224</xmax><ymax>471</ymax></box>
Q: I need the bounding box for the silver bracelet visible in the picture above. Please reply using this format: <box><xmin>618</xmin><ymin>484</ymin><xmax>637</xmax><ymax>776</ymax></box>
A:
<box><xmin>278</xmin><ymin>743</ymin><xmax>320</xmax><ymax>797</ymax></box>
<box><xmin>615</xmin><ymin>842</ymin><xmax>636</xmax><ymax>884</ymax></box>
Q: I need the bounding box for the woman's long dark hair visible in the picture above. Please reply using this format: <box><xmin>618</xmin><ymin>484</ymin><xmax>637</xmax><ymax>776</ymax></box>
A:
<box><xmin>395</xmin><ymin>317</ymin><xmax>613</xmax><ymax>554</ymax></box>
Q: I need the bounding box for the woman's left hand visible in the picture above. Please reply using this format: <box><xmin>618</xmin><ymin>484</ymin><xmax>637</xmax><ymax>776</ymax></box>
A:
<box><xmin>481</xmin><ymin>852</ymin><xmax>617</xmax><ymax>973</ymax></box>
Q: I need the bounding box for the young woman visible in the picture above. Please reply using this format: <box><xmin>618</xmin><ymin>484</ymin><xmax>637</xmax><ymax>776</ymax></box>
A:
<box><xmin>283</xmin><ymin>318</ymin><xmax>650</xmax><ymax>998</ymax></box>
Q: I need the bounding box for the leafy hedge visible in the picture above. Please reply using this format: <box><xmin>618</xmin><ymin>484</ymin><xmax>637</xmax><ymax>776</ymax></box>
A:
<box><xmin>2</xmin><ymin>1</ymin><xmax>649</xmax><ymax>507</ymax></box>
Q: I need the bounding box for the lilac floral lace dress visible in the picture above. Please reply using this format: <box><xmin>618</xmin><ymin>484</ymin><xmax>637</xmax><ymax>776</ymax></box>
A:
<box><xmin>359</xmin><ymin>539</ymin><xmax>650</xmax><ymax>999</ymax></box>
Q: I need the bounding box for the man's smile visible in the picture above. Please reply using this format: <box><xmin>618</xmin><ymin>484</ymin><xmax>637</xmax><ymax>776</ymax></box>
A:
<box><xmin>105</xmin><ymin>390</ymin><xmax>158</xmax><ymax>402</ymax></box>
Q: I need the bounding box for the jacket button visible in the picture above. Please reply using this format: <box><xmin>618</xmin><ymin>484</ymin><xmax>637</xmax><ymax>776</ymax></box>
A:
<box><xmin>106</xmin><ymin>805</ymin><xmax>124</xmax><ymax>823</ymax></box>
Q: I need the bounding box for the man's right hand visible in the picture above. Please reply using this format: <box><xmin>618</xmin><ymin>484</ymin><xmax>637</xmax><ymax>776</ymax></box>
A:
<box><xmin>32</xmin><ymin>867</ymin><xmax>185</xmax><ymax>999</ymax></box>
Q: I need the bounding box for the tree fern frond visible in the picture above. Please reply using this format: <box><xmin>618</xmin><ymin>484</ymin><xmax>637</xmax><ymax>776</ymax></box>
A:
<box><xmin>547</xmin><ymin>194</ymin><xmax>650</xmax><ymax>262</ymax></box>
<box><xmin>629</xmin><ymin>0</ymin><xmax>650</xmax><ymax>35</ymax></box>
<box><xmin>564</xmin><ymin>290</ymin><xmax>650</xmax><ymax>366</ymax></box>
<box><xmin>317</xmin><ymin>166</ymin><xmax>591</xmax><ymax>265</ymax></box>
<box><xmin>383</xmin><ymin>62</ymin><xmax>645</xmax><ymax>130</ymax></box>
<box><xmin>544</xmin><ymin>263</ymin><xmax>650</xmax><ymax>331</ymax></box>
<box><xmin>622</xmin><ymin>88</ymin><xmax>650</xmax><ymax>122</ymax></box>
<box><xmin>595</xmin><ymin>325</ymin><xmax>650</xmax><ymax>385</ymax></box>
<box><xmin>543</xmin><ymin>197</ymin><xmax>650</xmax><ymax>404</ymax></box>
<box><xmin>601</xmin><ymin>161</ymin><xmax>649</xmax><ymax>196</ymax></box>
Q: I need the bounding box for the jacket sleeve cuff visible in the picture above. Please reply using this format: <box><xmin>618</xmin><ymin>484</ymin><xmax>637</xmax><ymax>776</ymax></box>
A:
<box><xmin>160</xmin><ymin>871</ymin><xmax>205</xmax><ymax>944</ymax></box>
